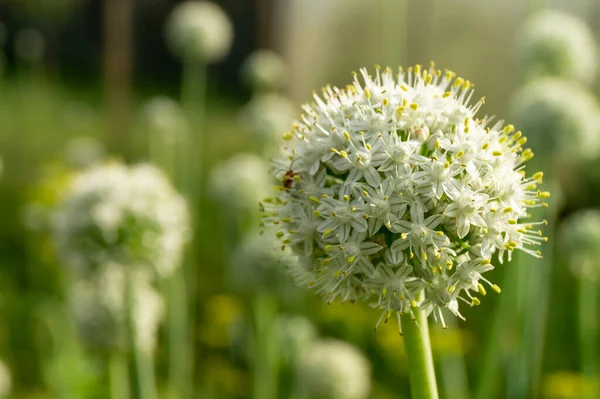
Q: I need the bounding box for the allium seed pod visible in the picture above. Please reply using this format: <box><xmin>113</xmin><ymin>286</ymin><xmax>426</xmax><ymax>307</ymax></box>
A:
<box><xmin>209</xmin><ymin>153</ymin><xmax>271</xmax><ymax>219</ymax></box>
<box><xmin>165</xmin><ymin>1</ymin><xmax>233</xmax><ymax>63</ymax></box>
<box><xmin>294</xmin><ymin>339</ymin><xmax>371</xmax><ymax>399</ymax></box>
<box><xmin>53</xmin><ymin>163</ymin><xmax>190</xmax><ymax>279</ymax></box>
<box><xmin>511</xmin><ymin>78</ymin><xmax>600</xmax><ymax>161</ymax></box>
<box><xmin>0</xmin><ymin>359</ymin><xmax>11</xmax><ymax>399</ymax></box>
<box><xmin>261</xmin><ymin>65</ymin><xmax>548</xmax><ymax>329</ymax></box>
<box><xmin>241</xmin><ymin>50</ymin><xmax>288</xmax><ymax>92</ymax></box>
<box><xmin>558</xmin><ymin>209</ymin><xmax>600</xmax><ymax>282</ymax></box>
<box><xmin>239</xmin><ymin>93</ymin><xmax>296</xmax><ymax>150</ymax></box>
<box><xmin>520</xmin><ymin>9</ymin><xmax>598</xmax><ymax>85</ymax></box>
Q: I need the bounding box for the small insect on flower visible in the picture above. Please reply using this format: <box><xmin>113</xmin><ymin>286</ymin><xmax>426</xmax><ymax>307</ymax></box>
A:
<box><xmin>262</xmin><ymin>64</ymin><xmax>549</xmax><ymax>332</ymax></box>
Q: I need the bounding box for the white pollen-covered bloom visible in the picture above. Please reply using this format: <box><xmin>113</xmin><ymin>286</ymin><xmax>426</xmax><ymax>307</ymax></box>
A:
<box><xmin>241</xmin><ymin>50</ymin><xmax>288</xmax><ymax>92</ymax></box>
<box><xmin>209</xmin><ymin>153</ymin><xmax>271</xmax><ymax>219</ymax></box>
<box><xmin>53</xmin><ymin>163</ymin><xmax>190</xmax><ymax>279</ymax></box>
<box><xmin>165</xmin><ymin>1</ymin><xmax>233</xmax><ymax>63</ymax></box>
<box><xmin>511</xmin><ymin>78</ymin><xmax>600</xmax><ymax>161</ymax></box>
<box><xmin>294</xmin><ymin>338</ymin><xmax>371</xmax><ymax>399</ymax></box>
<box><xmin>558</xmin><ymin>209</ymin><xmax>600</xmax><ymax>282</ymax></box>
<box><xmin>261</xmin><ymin>65</ymin><xmax>548</xmax><ymax>329</ymax></box>
<box><xmin>0</xmin><ymin>359</ymin><xmax>11</xmax><ymax>399</ymax></box>
<box><xmin>519</xmin><ymin>9</ymin><xmax>598</xmax><ymax>85</ymax></box>
<box><xmin>239</xmin><ymin>93</ymin><xmax>296</xmax><ymax>150</ymax></box>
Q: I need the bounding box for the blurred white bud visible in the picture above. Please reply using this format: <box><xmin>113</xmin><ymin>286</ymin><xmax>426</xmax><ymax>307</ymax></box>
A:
<box><xmin>241</xmin><ymin>50</ymin><xmax>288</xmax><ymax>92</ymax></box>
<box><xmin>520</xmin><ymin>9</ymin><xmax>598</xmax><ymax>85</ymax></box>
<box><xmin>53</xmin><ymin>162</ymin><xmax>190</xmax><ymax>279</ymax></box>
<box><xmin>239</xmin><ymin>93</ymin><xmax>295</xmax><ymax>150</ymax></box>
<box><xmin>294</xmin><ymin>339</ymin><xmax>371</xmax><ymax>399</ymax></box>
<box><xmin>511</xmin><ymin>78</ymin><xmax>600</xmax><ymax>160</ymax></box>
<box><xmin>209</xmin><ymin>153</ymin><xmax>270</xmax><ymax>218</ymax></box>
<box><xmin>275</xmin><ymin>315</ymin><xmax>317</xmax><ymax>364</ymax></box>
<box><xmin>142</xmin><ymin>96</ymin><xmax>189</xmax><ymax>144</ymax></box>
<box><xmin>14</xmin><ymin>28</ymin><xmax>45</xmax><ymax>64</ymax></box>
<box><xmin>558</xmin><ymin>209</ymin><xmax>600</xmax><ymax>282</ymax></box>
<box><xmin>0</xmin><ymin>359</ymin><xmax>11</xmax><ymax>399</ymax></box>
<box><xmin>64</xmin><ymin>136</ymin><xmax>106</xmax><ymax>169</ymax></box>
<box><xmin>165</xmin><ymin>1</ymin><xmax>233</xmax><ymax>63</ymax></box>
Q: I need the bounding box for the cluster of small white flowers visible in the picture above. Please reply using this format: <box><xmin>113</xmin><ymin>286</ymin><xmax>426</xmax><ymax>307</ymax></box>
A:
<box><xmin>261</xmin><ymin>64</ymin><xmax>548</xmax><ymax>329</ymax></box>
<box><xmin>519</xmin><ymin>9</ymin><xmax>598</xmax><ymax>85</ymax></box>
<box><xmin>511</xmin><ymin>78</ymin><xmax>600</xmax><ymax>161</ymax></box>
<box><xmin>294</xmin><ymin>338</ymin><xmax>371</xmax><ymax>399</ymax></box>
<box><xmin>241</xmin><ymin>50</ymin><xmax>288</xmax><ymax>92</ymax></box>
<box><xmin>165</xmin><ymin>1</ymin><xmax>233</xmax><ymax>63</ymax></box>
<box><xmin>558</xmin><ymin>209</ymin><xmax>600</xmax><ymax>282</ymax></box>
<box><xmin>53</xmin><ymin>162</ymin><xmax>190</xmax><ymax>279</ymax></box>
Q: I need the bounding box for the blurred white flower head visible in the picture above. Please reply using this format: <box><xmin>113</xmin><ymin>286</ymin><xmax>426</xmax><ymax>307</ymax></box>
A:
<box><xmin>165</xmin><ymin>1</ymin><xmax>233</xmax><ymax>63</ymax></box>
<box><xmin>558</xmin><ymin>209</ymin><xmax>600</xmax><ymax>282</ymax></box>
<box><xmin>15</xmin><ymin>28</ymin><xmax>45</xmax><ymax>64</ymax></box>
<box><xmin>209</xmin><ymin>153</ymin><xmax>270</xmax><ymax>218</ymax></box>
<box><xmin>261</xmin><ymin>65</ymin><xmax>548</xmax><ymax>329</ymax></box>
<box><xmin>0</xmin><ymin>359</ymin><xmax>11</xmax><ymax>399</ymax></box>
<box><xmin>64</xmin><ymin>136</ymin><xmax>106</xmax><ymax>169</ymax></box>
<box><xmin>511</xmin><ymin>78</ymin><xmax>600</xmax><ymax>161</ymax></box>
<box><xmin>241</xmin><ymin>50</ymin><xmax>288</xmax><ymax>92</ymax></box>
<box><xmin>53</xmin><ymin>162</ymin><xmax>190</xmax><ymax>279</ymax></box>
<box><xmin>275</xmin><ymin>315</ymin><xmax>317</xmax><ymax>364</ymax></box>
<box><xmin>142</xmin><ymin>96</ymin><xmax>189</xmax><ymax>144</ymax></box>
<box><xmin>294</xmin><ymin>338</ymin><xmax>371</xmax><ymax>399</ymax></box>
<box><xmin>239</xmin><ymin>93</ymin><xmax>296</xmax><ymax>149</ymax></box>
<box><xmin>131</xmin><ymin>270</ymin><xmax>165</xmax><ymax>354</ymax></box>
<box><xmin>520</xmin><ymin>9</ymin><xmax>598</xmax><ymax>84</ymax></box>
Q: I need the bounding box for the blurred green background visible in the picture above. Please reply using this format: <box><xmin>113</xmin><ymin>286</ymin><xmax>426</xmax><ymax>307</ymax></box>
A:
<box><xmin>0</xmin><ymin>0</ymin><xmax>600</xmax><ymax>398</ymax></box>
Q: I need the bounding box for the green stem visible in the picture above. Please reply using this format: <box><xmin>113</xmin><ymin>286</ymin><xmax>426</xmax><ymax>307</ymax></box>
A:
<box><xmin>252</xmin><ymin>293</ymin><xmax>280</xmax><ymax>399</ymax></box>
<box><xmin>134</xmin><ymin>345</ymin><xmax>158</xmax><ymax>399</ymax></box>
<box><xmin>579</xmin><ymin>277</ymin><xmax>598</xmax><ymax>399</ymax></box>
<box><xmin>436</xmin><ymin>315</ymin><xmax>470</xmax><ymax>399</ymax></box>
<box><xmin>109</xmin><ymin>350</ymin><xmax>131</xmax><ymax>399</ymax></box>
<box><xmin>400</xmin><ymin>290</ymin><xmax>439</xmax><ymax>399</ymax></box>
<box><xmin>167</xmin><ymin>267</ymin><xmax>191</xmax><ymax>399</ymax></box>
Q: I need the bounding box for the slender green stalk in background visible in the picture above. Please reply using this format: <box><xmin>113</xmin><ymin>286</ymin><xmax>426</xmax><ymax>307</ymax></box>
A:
<box><xmin>167</xmin><ymin>268</ymin><xmax>190</xmax><ymax>399</ymax></box>
<box><xmin>400</xmin><ymin>291</ymin><xmax>439</xmax><ymax>399</ymax></box>
<box><xmin>436</xmin><ymin>315</ymin><xmax>470</xmax><ymax>399</ymax></box>
<box><xmin>133</xmin><ymin>345</ymin><xmax>158</xmax><ymax>399</ymax></box>
<box><xmin>579</xmin><ymin>277</ymin><xmax>598</xmax><ymax>399</ymax></box>
<box><xmin>252</xmin><ymin>292</ymin><xmax>280</xmax><ymax>399</ymax></box>
<box><xmin>109</xmin><ymin>350</ymin><xmax>131</xmax><ymax>399</ymax></box>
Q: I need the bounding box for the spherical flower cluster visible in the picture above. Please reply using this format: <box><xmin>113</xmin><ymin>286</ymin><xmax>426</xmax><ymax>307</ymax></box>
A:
<box><xmin>53</xmin><ymin>163</ymin><xmax>190</xmax><ymax>279</ymax></box>
<box><xmin>142</xmin><ymin>96</ymin><xmax>189</xmax><ymax>144</ymax></box>
<box><xmin>239</xmin><ymin>93</ymin><xmax>296</xmax><ymax>149</ymax></box>
<box><xmin>261</xmin><ymin>65</ymin><xmax>548</xmax><ymax>328</ymax></box>
<box><xmin>294</xmin><ymin>339</ymin><xmax>371</xmax><ymax>399</ymax></box>
<box><xmin>511</xmin><ymin>78</ymin><xmax>600</xmax><ymax>161</ymax></box>
<box><xmin>165</xmin><ymin>1</ymin><xmax>233</xmax><ymax>63</ymax></box>
<box><xmin>519</xmin><ymin>9</ymin><xmax>598</xmax><ymax>85</ymax></box>
<box><xmin>241</xmin><ymin>50</ymin><xmax>288</xmax><ymax>92</ymax></box>
<box><xmin>558</xmin><ymin>209</ymin><xmax>600</xmax><ymax>282</ymax></box>
<box><xmin>209</xmin><ymin>153</ymin><xmax>271</xmax><ymax>219</ymax></box>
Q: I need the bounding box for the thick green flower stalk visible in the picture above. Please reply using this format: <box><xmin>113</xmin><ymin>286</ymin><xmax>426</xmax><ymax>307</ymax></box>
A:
<box><xmin>519</xmin><ymin>9</ymin><xmax>598</xmax><ymax>85</ymax></box>
<box><xmin>261</xmin><ymin>64</ymin><xmax>548</xmax><ymax>398</ymax></box>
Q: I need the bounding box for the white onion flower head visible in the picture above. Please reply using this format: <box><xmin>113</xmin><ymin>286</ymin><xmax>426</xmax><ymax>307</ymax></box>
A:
<box><xmin>53</xmin><ymin>163</ymin><xmax>190</xmax><ymax>279</ymax></box>
<box><xmin>70</xmin><ymin>263</ymin><xmax>126</xmax><ymax>350</ymax></box>
<box><xmin>520</xmin><ymin>9</ymin><xmax>598</xmax><ymax>85</ymax></box>
<box><xmin>209</xmin><ymin>153</ymin><xmax>271</xmax><ymax>218</ymax></box>
<box><xmin>558</xmin><ymin>209</ymin><xmax>600</xmax><ymax>282</ymax></box>
<box><xmin>241</xmin><ymin>50</ymin><xmax>288</xmax><ymax>92</ymax></box>
<box><xmin>143</xmin><ymin>96</ymin><xmax>189</xmax><ymax>144</ymax></box>
<box><xmin>239</xmin><ymin>93</ymin><xmax>296</xmax><ymax>148</ymax></box>
<box><xmin>294</xmin><ymin>338</ymin><xmax>371</xmax><ymax>399</ymax></box>
<box><xmin>131</xmin><ymin>270</ymin><xmax>165</xmax><ymax>355</ymax></box>
<box><xmin>511</xmin><ymin>78</ymin><xmax>600</xmax><ymax>161</ymax></box>
<box><xmin>165</xmin><ymin>1</ymin><xmax>233</xmax><ymax>63</ymax></box>
<box><xmin>261</xmin><ymin>64</ymin><xmax>549</xmax><ymax>330</ymax></box>
<box><xmin>0</xmin><ymin>360</ymin><xmax>11</xmax><ymax>399</ymax></box>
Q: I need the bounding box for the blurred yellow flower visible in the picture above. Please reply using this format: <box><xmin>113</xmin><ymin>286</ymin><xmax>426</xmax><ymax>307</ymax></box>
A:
<box><xmin>199</xmin><ymin>295</ymin><xmax>241</xmax><ymax>348</ymax></box>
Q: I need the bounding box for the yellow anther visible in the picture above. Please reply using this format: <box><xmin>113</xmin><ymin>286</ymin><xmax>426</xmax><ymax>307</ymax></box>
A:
<box><xmin>382</xmin><ymin>288</ymin><xmax>388</xmax><ymax>296</ymax></box>
<box><xmin>282</xmin><ymin>131</ymin><xmax>293</xmax><ymax>140</ymax></box>
<box><xmin>275</xmin><ymin>231</ymin><xmax>285</xmax><ymax>238</ymax></box>
<box><xmin>508</xmin><ymin>219</ymin><xmax>517</xmax><ymax>225</ymax></box>
<box><xmin>364</xmin><ymin>89</ymin><xmax>371</xmax><ymax>99</ymax></box>
<box><xmin>410</xmin><ymin>103</ymin><xmax>419</xmax><ymax>111</ymax></box>
<box><xmin>532</xmin><ymin>171</ymin><xmax>543</xmax><ymax>183</ymax></box>
<box><xmin>482</xmin><ymin>143</ymin><xmax>489</xmax><ymax>150</ymax></box>
<box><xmin>323</xmin><ymin>229</ymin><xmax>332</xmax><ymax>237</ymax></box>
<box><xmin>499</xmin><ymin>136</ymin><xmax>507</xmax><ymax>143</ymax></box>
<box><xmin>313</xmin><ymin>210</ymin><xmax>321</xmax><ymax>217</ymax></box>
<box><xmin>492</xmin><ymin>284</ymin><xmax>501</xmax><ymax>294</ymax></box>
<box><xmin>471</xmin><ymin>297</ymin><xmax>481</xmax><ymax>306</ymax></box>
<box><xmin>480</xmin><ymin>259</ymin><xmax>491</xmax><ymax>265</ymax></box>
<box><xmin>537</xmin><ymin>190</ymin><xmax>551</xmax><ymax>198</ymax></box>
<box><xmin>517</xmin><ymin>137</ymin><xmax>528</xmax><ymax>146</ymax></box>
<box><xmin>422</xmin><ymin>252</ymin><xmax>428</xmax><ymax>261</ymax></box>
<box><xmin>340</xmin><ymin>150</ymin><xmax>348</xmax><ymax>158</ymax></box>
<box><xmin>410</xmin><ymin>300</ymin><xmax>417</xmax><ymax>308</ymax></box>
<box><xmin>359</xmin><ymin>131</ymin><xmax>365</xmax><ymax>135</ymax></box>
<box><xmin>310</xmin><ymin>196</ymin><xmax>320</xmax><ymax>203</ymax></box>
<box><xmin>401</xmin><ymin>233</ymin><xmax>408</xmax><ymax>240</ymax></box>
<box><xmin>366</xmin><ymin>143</ymin><xmax>372</xmax><ymax>151</ymax></box>
<box><xmin>425</xmin><ymin>75</ymin><xmax>433</xmax><ymax>84</ymax></box>
<box><xmin>343</xmin><ymin>195</ymin><xmax>350</xmax><ymax>201</ymax></box>
<box><xmin>513</xmin><ymin>131</ymin><xmax>522</xmax><ymax>140</ymax></box>
<box><xmin>503</xmin><ymin>207</ymin><xmax>513</xmax><ymax>213</ymax></box>
<box><xmin>478</xmin><ymin>283</ymin><xmax>487</xmax><ymax>296</ymax></box>
<box><xmin>400</xmin><ymin>85</ymin><xmax>409</xmax><ymax>92</ymax></box>
<box><xmin>492</xmin><ymin>151</ymin><xmax>502</xmax><ymax>156</ymax></box>
<box><xmin>383</xmin><ymin>98</ymin><xmax>389</xmax><ymax>106</ymax></box>
<box><xmin>414</xmin><ymin>64</ymin><xmax>421</xmax><ymax>75</ymax></box>
<box><xmin>443</xmin><ymin>91</ymin><xmax>451</xmax><ymax>98</ymax></box>
<box><xmin>321</xmin><ymin>193</ymin><xmax>328</xmax><ymax>198</ymax></box>
<box><xmin>444</xmin><ymin>162</ymin><xmax>449</xmax><ymax>169</ymax></box>
<box><xmin>448</xmin><ymin>285</ymin><xmax>456</xmax><ymax>293</ymax></box>
<box><xmin>503</xmin><ymin>125</ymin><xmax>515</xmax><ymax>134</ymax></box>
<box><xmin>446</xmin><ymin>261</ymin><xmax>453</xmax><ymax>270</ymax></box>
<box><xmin>308</xmin><ymin>280</ymin><xmax>315</xmax><ymax>287</ymax></box>
<box><xmin>363</xmin><ymin>190</ymin><xmax>369</xmax><ymax>197</ymax></box>
<box><xmin>281</xmin><ymin>217</ymin><xmax>291</xmax><ymax>223</ymax></box>
<box><xmin>344</xmin><ymin>131</ymin><xmax>350</xmax><ymax>140</ymax></box>
<box><xmin>456</xmin><ymin>150</ymin><xmax>465</xmax><ymax>158</ymax></box>
<box><xmin>436</xmin><ymin>231</ymin><xmax>444</xmax><ymax>236</ymax></box>
<box><xmin>347</xmin><ymin>256</ymin><xmax>356</xmax><ymax>263</ymax></box>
